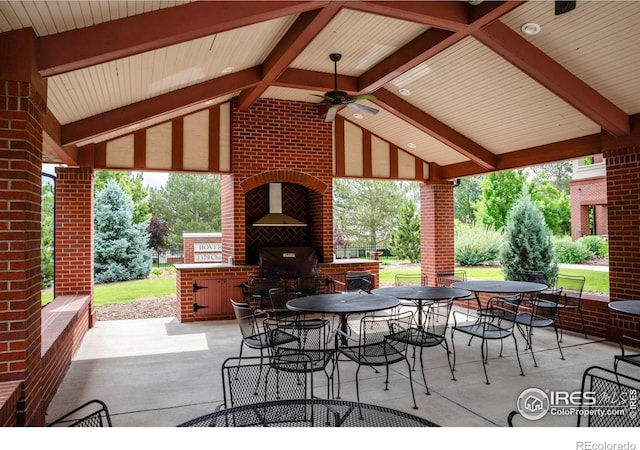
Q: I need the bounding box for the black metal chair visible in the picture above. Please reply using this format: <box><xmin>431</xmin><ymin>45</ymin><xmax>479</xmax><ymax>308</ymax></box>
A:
<box><xmin>249</xmin><ymin>277</ymin><xmax>283</xmax><ymax>310</ymax></box>
<box><xmin>219</xmin><ymin>355</ymin><xmax>314</xmax><ymax>412</ymax></box>
<box><xmin>338</xmin><ymin>310</ymin><xmax>418</xmax><ymax>409</ymax></box>
<box><xmin>489</xmin><ymin>288</ymin><xmax>565</xmax><ymax>367</ymax></box>
<box><xmin>393</xmin><ymin>273</ymin><xmax>429</xmax><ymax>311</ymax></box>
<box><xmin>296</xmin><ymin>274</ymin><xmax>321</xmax><ymax>297</ymax></box>
<box><xmin>451</xmin><ymin>304</ymin><xmax>524</xmax><ymax>384</ymax></box>
<box><xmin>435</xmin><ymin>269</ymin><xmax>467</xmax><ymax>288</ymax></box>
<box><xmin>508</xmin><ymin>366</ymin><xmax>640</xmax><ymax>427</ymax></box>
<box><xmin>345</xmin><ymin>270</ymin><xmax>373</xmax><ymax>293</ymax></box>
<box><xmin>230</xmin><ymin>299</ymin><xmax>298</xmax><ymax>362</ymax></box>
<box><xmin>614</xmin><ymin>335</ymin><xmax>640</xmax><ymax>374</ymax></box>
<box><xmin>47</xmin><ymin>400</ymin><xmax>112</xmax><ymax>427</ymax></box>
<box><xmin>554</xmin><ymin>274</ymin><xmax>587</xmax><ymax>339</ymax></box>
<box><xmin>394</xmin><ymin>273</ymin><xmax>428</xmax><ymax>287</ymax></box>
<box><xmin>263</xmin><ymin>287</ymin><xmax>296</xmax><ymax>317</ymax></box>
<box><xmin>263</xmin><ymin>315</ymin><xmax>336</xmax><ymax>399</ymax></box>
<box><xmin>386</xmin><ymin>299</ymin><xmax>456</xmax><ymax>395</ymax></box>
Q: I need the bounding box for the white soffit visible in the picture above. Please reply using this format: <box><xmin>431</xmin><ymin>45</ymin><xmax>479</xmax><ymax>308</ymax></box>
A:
<box><xmin>501</xmin><ymin>0</ymin><xmax>640</xmax><ymax>115</ymax></box>
<box><xmin>74</xmin><ymin>94</ymin><xmax>237</xmax><ymax>147</ymax></box>
<box><xmin>47</xmin><ymin>14</ymin><xmax>296</xmax><ymax>125</ymax></box>
<box><xmin>291</xmin><ymin>9</ymin><xmax>427</xmax><ymax>75</ymax></box>
<box><xmin>338</xmin><ymin>101</ymin><xmax>466</xmax><ymax>166</ymax></box>
<box><xmin>387</xmin><ymin>36</ymin><xmax>600</xmax><ymax>154</ymax></box>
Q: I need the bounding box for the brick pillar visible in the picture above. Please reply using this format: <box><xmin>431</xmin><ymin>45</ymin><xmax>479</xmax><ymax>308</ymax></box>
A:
<box><xmin>220</xmin><ymin>173</ymin><xmax>243</xmax><ymax>264</ymax></box>
<box><xmin>54</xmin><ymin>167</ymin><xmax>96</xmax><ymax>325</ymax></box>
<box><xmin>420</xmin><ymin>181</ymin><xmax>454</xmax><ymax>286</ymax></box>
<box><xmin>604</xmin><ymin>145</ymin><xmax>640</xmax><ymax>301</ymax></box>
<box><xmin>0</xmin><ymin>28</ymin><xmax>47</xmax><ymax>425</ymax></box>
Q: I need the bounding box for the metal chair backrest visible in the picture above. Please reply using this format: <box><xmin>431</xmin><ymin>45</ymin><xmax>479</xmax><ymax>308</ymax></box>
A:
<box><xmin>47</xmin><ymin>400</ymin><xmax>112</xmax><ymax>427</ymax></box>
<box><xmin>359</xmin><ymin>310</ymin><xmax>413</xmax><ymax>352</ymax></box>
<box><xmin>346</xmin><ymin>271</ymin><xmax>373</xmax><ymax>293</ymax></box>
<box><xmin>554</xmin><ymin>274</ymin><xmax>585</xmax><ymax>298</ymax></box>
<box><xmin>578</xmin><ymin>366</ymin><xmax>640</xmax><ymax>427</ymax></box>
<box><xmin>221</xmin><ymin>355</ymin><xmax>313</xmax><ymax>409</ymax></box>
<box><xmin>394</xmin><ymin>274</ymin><xmax>427</xmax><ymax>286</ymax></box>
<box><xmin>516</xmin><ymin>269</ymin><xmax>546</xmax><ymax>284</ymax></box>
<box><xmin>424</xmin><ymin>299</ymin><xmax>454</xmax><ymax>337</ymax></box>
<box><xmin>230</xmin><ymin>299</ymin><xmax>262</xmax><ymax>340</ymax></box>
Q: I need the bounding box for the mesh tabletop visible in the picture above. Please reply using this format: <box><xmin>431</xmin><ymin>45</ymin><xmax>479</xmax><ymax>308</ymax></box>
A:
<box><xmin>178</xmin><ymin>399</ymin><xmax>438</xmax><ymax>427</ymax></box>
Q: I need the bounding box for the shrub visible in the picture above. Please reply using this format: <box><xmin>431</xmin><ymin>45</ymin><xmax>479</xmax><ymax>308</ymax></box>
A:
<box><xmin>454</xmin><ymin>223</ymin><xmax>503</xmax><ymax>266</ymax></box>
<box><xmin>553</xmin><ymin>239</ymin><xmax>594</xmax><ymax>264</ymax></box>
<box><xmin>500</xmin><ymin>188</ymin><xmax>557</xmax><ymax>284</ymax></box>
<box><xmin>577</xmin><ymin>235</ymin><xmax>608</xmax><ymax>257</ymax></box>
<box><xmin>151</xmin><ymin>268</ymin><xmax>164</xmax><ymax>276</ymax></box>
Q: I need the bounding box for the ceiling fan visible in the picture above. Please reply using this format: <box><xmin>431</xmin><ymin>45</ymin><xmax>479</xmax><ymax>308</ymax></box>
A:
<box><xmin>314</xmin><ymin>53</ymin><xmax>379</xmax><ymax>122</ymax></box>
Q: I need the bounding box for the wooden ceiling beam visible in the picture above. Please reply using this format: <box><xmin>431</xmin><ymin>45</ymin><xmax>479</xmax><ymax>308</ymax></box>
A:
<box><xmin>372</xmin><ymin>88</ymin><xmax>498</xmax><ymax>170</ymax></box>
<box><xmin>274</xmin><ymin>68</ymin><xmax>359</xmax><ymax>93</ymax></box>
<box><xmin>440</xmin><ymin>133</ymin><xmax>602</xmax><ymax>179</ymax></box>
<box><xmin>37</xmin><ymin>1</ymin><xmax>328</xmax><ymax>77</ymax></box>
<box><xmin>474</xmin><ymin>21</ymin><xmax>630</xmax><ymax>137</ymax></box>
<box><xmin>61</xmin><ymin>67</ymin><xmax>261</xmax><ymax>146</ymax></box>
<box><xmin>346</xmin><ymin>1</ymin><xmax>468</xmax><ymax>31</ymax></box>
<box><xmin>238</xmin><ymin>3</ymin><xmax>344</xmax><ymax>111</ymax></box>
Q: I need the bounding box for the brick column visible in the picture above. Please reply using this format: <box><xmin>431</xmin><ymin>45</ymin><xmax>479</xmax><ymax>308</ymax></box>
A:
<box><xmin>0</xmin><ymin>28</ymin><xmax>47</xmax><ymax>425</ymax></box>
<box><xmin>420</xmin><ymin>181</ymin><xmax>454</xmax><ymax>286</ymax></box>
<box><xmin>604</xmin><ymin>145</ymin><xmax>640</xmax><ymax>301</ymax></box>
<box><xmin>54</xmin><ymin>167</ymin><xmax>95</xmax><ymax>325</ymax></box>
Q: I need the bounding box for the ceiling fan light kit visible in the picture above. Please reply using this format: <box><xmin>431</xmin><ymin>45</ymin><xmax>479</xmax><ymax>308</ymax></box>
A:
<box><xmin>314</xmin><ymin>53</ymin><xmax>380</xmax><ymax>122</ymax></box>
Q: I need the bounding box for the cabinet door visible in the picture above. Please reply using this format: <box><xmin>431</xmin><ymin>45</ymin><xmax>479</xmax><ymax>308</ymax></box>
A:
<box><xmin>192</xmin><ymin>278</ymin><xmax>246</xmax><ymax>319</ymax></box>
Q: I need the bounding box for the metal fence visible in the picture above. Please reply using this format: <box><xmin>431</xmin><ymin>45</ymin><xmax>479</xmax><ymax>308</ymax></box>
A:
<box><xmin>152</xmin><ymin>247</ymin><xmax>184</xmax><ymax>268</ymax></box>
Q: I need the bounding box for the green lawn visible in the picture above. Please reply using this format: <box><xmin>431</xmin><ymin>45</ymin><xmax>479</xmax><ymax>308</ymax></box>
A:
<box><xmin>380</xmin><ymin>266</ymin><xmax>608</xmax><ymax>294</ymax></box>
<box><xmin>41</xmin><ymin>265</ymin><xmax>609</xmax><ymax>308</ymax></box>
<box><xmin>42</xmin><ymin>276</ymin><xmax>176</xmax><ymax>307</ymax></box>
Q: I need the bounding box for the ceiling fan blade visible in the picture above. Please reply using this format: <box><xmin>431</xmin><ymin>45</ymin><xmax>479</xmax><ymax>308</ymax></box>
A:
<box><xmin>346</xmin><ymin>102</ymin><xmax>379</xmax><ymax>115</ymax></box>
<box><xmin>347</xmin><ymin>93</ymin><xmax>375</xmax><ymax>102</ymax></box>
<box><xmin>325</xmin><ymin>105</ymin><xmax>339</xmax><ymax>122</ymax></box>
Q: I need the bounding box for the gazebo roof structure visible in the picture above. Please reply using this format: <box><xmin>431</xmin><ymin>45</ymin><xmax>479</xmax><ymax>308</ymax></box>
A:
<box><xmin>2</xmin><ymin>0</ymin><xmax>638</xmax><ymax>177</ymax></box>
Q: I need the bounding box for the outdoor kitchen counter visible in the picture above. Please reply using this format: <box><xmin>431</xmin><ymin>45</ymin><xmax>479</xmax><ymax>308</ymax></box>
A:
<box><xmin>174</xmin><ymin>260</ymin><xmax>381</xmax><ymax>323</ymax></box>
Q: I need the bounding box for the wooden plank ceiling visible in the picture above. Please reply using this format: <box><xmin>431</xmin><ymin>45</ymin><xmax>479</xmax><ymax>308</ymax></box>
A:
<box><xmin>1</xmin><ymin>0</ymin><xmax>639</xmax><ymax>180</ymax></box>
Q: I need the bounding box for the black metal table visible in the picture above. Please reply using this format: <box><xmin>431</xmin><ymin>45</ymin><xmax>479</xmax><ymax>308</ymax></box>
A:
<box><xmin>287</xmin><ymin>293</ymin><xmax>399</xmax><ymax>346</ymax></box>
<box><xmin>608</xmin><ymin>301</ymin><xmax>640</xmax><ymax>317</ymax></box>
<box><xmin>451</xmin><ymin>280</ymin><xmax>548</xmax><ymax>310</ymax></box>
<box><xmin>178</xmin><ymin>398</ymin><xmax>439</xmax><ymax>427</ymax></box>
<box><xmin>371</xmin><ymin>286</ymin><xmax>471</xmax><ymax>327</ymax></box>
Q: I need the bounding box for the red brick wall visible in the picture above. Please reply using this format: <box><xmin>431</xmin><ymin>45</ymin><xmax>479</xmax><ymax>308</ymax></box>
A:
<box><xmin>420</xmin><ymin>181</ymin><xmax>454</xmax><ymax>284</ymax></box>
<box><xmin>229</xmin><ymin>98</ymin><xmax>334</xmax><ymax>264</ymax></box>
<box><xmin>570</xmin><ymin>176</ymin><xmax>608</xmax><ymax>239</ymax></box>
<box><xmin>604</xmin><ymin>145</ymin><xmax>640</xmax><ymax>302</ymax></box>
<box><xmin>0</xmin><ymin>381</ymin><xmax>21</xmax><ymax>427</ymax></box>
<box><xmin>40</xmin><ymin>295</ymin><xmax>90</xmax><ymax>416</ymax></box>
<box><xmin>54</xmin><ymin>168</ymin><xmax>95</xmax><ymax>325</ymax></box>
<box><xmin>0</xmin><ymin>30</ymin><xmax>47</xmax><ymax>423</ymax></box>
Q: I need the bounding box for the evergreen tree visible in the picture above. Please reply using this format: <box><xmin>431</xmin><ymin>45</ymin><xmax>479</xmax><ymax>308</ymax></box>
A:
<box><xmin>500</xmin><ymin>187</ymin><xmax>557</xmax><ymax>284</ymax></box>
<box><xmin>388</xmin><ymin>201</ymin><xmax>421</xmax><ymax>263</ymax></box>
<box><xmin>94</xmin><ymin>180</ymin><xmax>152</xmax><ymax>284</ymax></box>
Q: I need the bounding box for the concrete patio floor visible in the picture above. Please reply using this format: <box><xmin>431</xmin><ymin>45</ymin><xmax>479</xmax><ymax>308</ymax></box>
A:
<box><xmin>42</xmin><ymin>306</ymin><xmax>638</xmax><ymax>441</ymax></box>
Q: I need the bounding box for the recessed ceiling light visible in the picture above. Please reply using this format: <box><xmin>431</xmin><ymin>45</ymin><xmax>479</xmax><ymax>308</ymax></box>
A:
<box><xmin>399</xmin><ymin>88</ymin><xmax>411</xmax><ymax>96</ymax></box>
<box><xmin>221</xmin><ymin>66</ymin><xmax>235</xmax><ymax>74</ymax></box>
<box><xmin>353</xmin><ymin>113</ymin><xmax>364</xmax><ymax>120</ymax></box>
<box><xmin>407</xmin><ymin>143</ymin><xmax>417</xmax><ymax>149</ymax></box>
<box><xmin>521</xmin><ymin>23</ymin><xmax>541</xmax><ymax>36</ymax></box>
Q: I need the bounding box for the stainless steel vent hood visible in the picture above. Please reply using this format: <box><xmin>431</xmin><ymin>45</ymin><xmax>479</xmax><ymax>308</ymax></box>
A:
<box><xmin>253</xmin><ymin>183</ymin><xmax>307</xmax><ymax>227</ymax></box>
